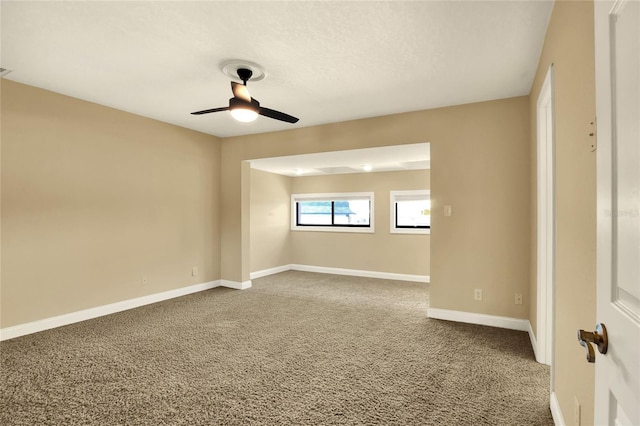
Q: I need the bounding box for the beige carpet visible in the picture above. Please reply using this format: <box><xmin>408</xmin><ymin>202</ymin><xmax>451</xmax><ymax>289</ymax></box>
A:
<box><xmin>1</xmin><ymin>271</ymin><xmax>553</xmax><ymax>425</ymax></box>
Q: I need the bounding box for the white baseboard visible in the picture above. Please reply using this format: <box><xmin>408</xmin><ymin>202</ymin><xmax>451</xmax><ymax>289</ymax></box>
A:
<box><xmin>528</xmin><ymin>320</ymin><xmax>539</xmax><ymax>360</ymax></box>
<box><xmin>550</xmin><ymin>391</ymin><xmax>565</xmax><ymax>426</ymax></box>
<box><xmin>250</xmin><ymin>264</ymin><xmax>429</xmax><ymax>283</ymax></box>
<box><xmin>250</xmin><ymin>265</ymin><xmax>291</xmax><ymax>280</ymax></box>
<box><xmin>1</xmin><ymin>280</ymin><xmax>223</xmax><ymax>342</ymax></box>
<box><xmin>426</xmin><ymin>308</ymin><xmax>530</xmax><ymax>332</ymax></box>
<box><xmin>220</xmin><ymin>279</ymin><xmax>252</xmax><ymax>290</ymax></box>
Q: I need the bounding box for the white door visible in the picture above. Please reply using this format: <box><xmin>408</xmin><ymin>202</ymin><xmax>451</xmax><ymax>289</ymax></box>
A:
<box><xmin>594</xmin><ymin>0</ymin><xmax>640</xmax><ymax>425</ymax></box>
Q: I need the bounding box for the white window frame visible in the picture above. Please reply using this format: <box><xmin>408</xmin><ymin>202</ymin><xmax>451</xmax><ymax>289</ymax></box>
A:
<box><xmin>390</xmin><ymin>190</ymin><xmax>431</xmax><ymax>234</ymax></box>
<box><xmin>291</xmin><ymin>192</ymin><xmax>375</xmax><ymax>233</ymax></box>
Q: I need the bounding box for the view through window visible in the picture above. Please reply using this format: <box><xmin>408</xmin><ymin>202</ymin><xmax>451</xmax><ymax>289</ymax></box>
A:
<box><xmin>390</xmin><ymin>190</ymin><xmax>430</xmax><ymax>234</ymax></box>
<box><xmin>291</xmin><ymin>193</ymin><xmax>374</xmax><ymax>232</ymax></box>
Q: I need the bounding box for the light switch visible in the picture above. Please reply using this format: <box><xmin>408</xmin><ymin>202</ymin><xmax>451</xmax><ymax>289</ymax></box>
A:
<box><xmin>444</xmin><ymin>205</ymin><xmax>452</xmax><ymax>217</ymax></box>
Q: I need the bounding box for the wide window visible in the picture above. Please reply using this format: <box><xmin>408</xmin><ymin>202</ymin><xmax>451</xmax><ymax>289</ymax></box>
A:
<box><xmin>390</xmin><ymin>190</ymin><xmax>430</xmax><ymax>234</ymax></box>
<box><xmin>291</xmin><ymin>192</ymin><xmax>374</xmax><ymax>233</ymax></box>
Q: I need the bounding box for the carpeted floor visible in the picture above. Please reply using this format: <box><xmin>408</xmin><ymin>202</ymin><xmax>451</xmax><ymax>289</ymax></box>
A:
<box><xmin>1</xmin><ymin>271</ymin><xmax>553</xmax><ymax>425</ymax></box>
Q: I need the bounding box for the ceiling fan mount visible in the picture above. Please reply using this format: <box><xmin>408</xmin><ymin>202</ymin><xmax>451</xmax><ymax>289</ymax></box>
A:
<box><xmin>220</xmin><ymin>59</ymin><xmax>266</xmax><ymax>82</ymax></box>
<box><xmin>236</xmin><ymin>68</ymin><xmax>253</xmax><ymax>85</ymax></box>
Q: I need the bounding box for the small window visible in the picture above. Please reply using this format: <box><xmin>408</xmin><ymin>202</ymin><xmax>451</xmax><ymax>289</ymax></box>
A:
<box><xmin>390</xmin><ymin>190</ymin><xmax>430</xmax><ymax>234</ymax></box>
<box><xmin>291</xmin><ymin>192</ymin><xmax>374</xmax><ymax>233</ymax></box>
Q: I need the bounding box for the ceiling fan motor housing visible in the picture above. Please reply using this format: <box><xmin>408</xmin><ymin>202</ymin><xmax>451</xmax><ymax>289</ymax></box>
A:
<box><xmin>229</xmin><ymin>96</ymin><xmax>259</xmax><ymax>112</ymax></box>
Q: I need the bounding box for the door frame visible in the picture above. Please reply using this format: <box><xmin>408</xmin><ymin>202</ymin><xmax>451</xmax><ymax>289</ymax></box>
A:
<box><xmin>536</xmin><ymin>64</ymin><xmax>555</xmax><ymax>370</ymax></box>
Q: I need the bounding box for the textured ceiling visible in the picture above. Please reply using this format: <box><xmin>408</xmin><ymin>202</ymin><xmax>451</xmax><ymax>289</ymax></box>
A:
<box><xmin>1</xmin><ymin>1</ymin><xmax>554</xmax><ymax>139</ymax></box>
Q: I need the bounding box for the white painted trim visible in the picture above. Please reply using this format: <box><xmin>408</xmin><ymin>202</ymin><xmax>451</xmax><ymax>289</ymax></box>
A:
<box><xmin>250</xmin><ymin>265</ymin><xmax>292</xmax><ymax>280</ymax></box>
<box><xmin>250</xmin><ymin>264</ymin><xmax>429</xmax><ymax>283</ymax></box>
<box><xmin>550</xmin><ymin>391</ymin><xmax>565</xmax><ymax>426</ymax></box>
<box><xmin>390</xmin><ymin>228</ymin><xmax>431</xmax><ymax>235</ymax></box>
<box><xmin>536</xmin><ymin>63</ymin><xmax>555</xmax><ymax>367</ymax></box>
<box><xmin>0</xmin><ymin>280</ymin><xmax>221</xmax><ymax>341</ymax></box>
<box><xmin>426</xmin><ymin>308</ymin><xmax>530</xmax><ymax>331</ymax></box>
<box><xmin>528</xmin><ymin>320</ymin><xmax>539</xmax><ymax>361</ymax></box>
<box><xmin>290</xmin><ymin>225</ymin><xmax>375</xmax><ymax>234</ymax></box>
<box><xmin>220</xmin><ymin>280</ymin><xmax>252</xmax><ymax>290</ymax></box>
<box><xmin>290</xmin><ymin>264</ymin><xmax>429</xmax><ymax>283</ymax></box>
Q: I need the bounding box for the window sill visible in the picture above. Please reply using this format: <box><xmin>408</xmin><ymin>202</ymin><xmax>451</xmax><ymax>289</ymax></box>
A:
<box><xmin>291</xmin><ymin>226</ymin><xmax>375</xmax><ymax>234</ymax></box>
<box><xmin>390</xmin><ymin>228</ymin><xmax>430</xmax><ymax>235</ymax></box>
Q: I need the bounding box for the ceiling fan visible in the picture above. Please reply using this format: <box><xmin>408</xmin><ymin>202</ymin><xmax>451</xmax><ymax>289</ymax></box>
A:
<box><xmin>191</xmin><ymin>68</ymin><xmax>299</xmax><ymax>124</ymax></box>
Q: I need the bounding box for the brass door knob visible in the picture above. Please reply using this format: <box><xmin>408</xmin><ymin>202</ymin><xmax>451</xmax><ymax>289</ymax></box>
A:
<box><xmin>577</xmin><ymin>323</ymin><xmax>608</xmax><ymax>363</ymax></box>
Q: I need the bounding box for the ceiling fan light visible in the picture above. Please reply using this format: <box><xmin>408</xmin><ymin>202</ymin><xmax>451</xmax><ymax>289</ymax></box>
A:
<box><xmin>230</xmin><ymin>108</ymin><xmax>258</xmax><ymax>122</ymax></box>
<box><xmin>229</xmin><ymin>97</ymin><xmax>259</xmax><ymax>122</ymax></box>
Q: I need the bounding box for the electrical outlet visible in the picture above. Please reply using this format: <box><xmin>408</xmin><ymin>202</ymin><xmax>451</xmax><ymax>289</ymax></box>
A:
<box><xmin>515</xmin><ymin>293</ymin><xmax>523</xmax><ymax>305</ymax></box>
<box><xmin>141</xmin><ymin>276</ymin><xmax>148</xmax><ymax>286</ymax></box>
<box><xmin>574</xmin><ymin>396</ymin><xmax>581</xmax><ymax>426</ymax></box>
<box><xmin>474</xmin><ymin>288</ymin><xmax>483</xmax><ymax>301</ymax></box>
<box><xmin>192</xmin><ymin>266</ymin><xmax>198</xmax><ymax>277</ymax></box>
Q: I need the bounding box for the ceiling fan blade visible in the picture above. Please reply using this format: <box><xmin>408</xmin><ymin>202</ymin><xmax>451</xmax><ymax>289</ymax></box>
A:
<box><xmin>190</xmin><ymin>107</ymin><xmax>229</xmax><ymax>115</ymax></box>
<box><xmin>231</xmin><ymin>82</ymin><xmax>251</xmax><ymax>102</ymax></box>
<box><xmin>259</xmin><ymin>106</ymin><xmax>299</xmax><ymax>123</ymax></box>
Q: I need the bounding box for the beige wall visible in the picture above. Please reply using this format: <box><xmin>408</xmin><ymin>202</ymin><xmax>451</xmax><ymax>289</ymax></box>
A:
<box><xmin>430</xmin><ymin>98</ymin><xmax>531</xmax><ymax>319</ymax></box>
<box><xmin>290</xmin><ymin>170</ymin><xmax>430</xmax><ymax>276</ymax></box>
<box><xmin>249</xmin><ymin>169</ymin><xmax>292</xmax><ymax>273</ymax></box>
<box><xmin>1</xmin><ymin>80</ymin><xmax>221</xmax><ymax>327</ymax></box>
<box><xmin>528</xmin><ymin>1</ymin><xmax>597</xmax><ymax>424</ymax></box>
<box><xmin>222</xmin><ymin>96</ymin><xmax>531</xmax><ymax>320</ymax></box>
